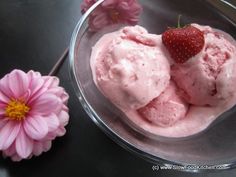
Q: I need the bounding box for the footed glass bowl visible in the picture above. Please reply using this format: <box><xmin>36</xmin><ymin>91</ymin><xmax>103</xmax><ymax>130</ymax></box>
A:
<box><xmin>69</xmin><ymin>0</ymin><xmax>236</xmax><ymax>172</ymax></box>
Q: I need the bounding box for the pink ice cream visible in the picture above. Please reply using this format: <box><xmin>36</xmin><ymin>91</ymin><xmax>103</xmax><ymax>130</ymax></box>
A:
<box><xmin>90</xmin><ymin>24</ymin><xmax>236</xmax><ymax>138</ymax></box>
<box><xmin>90</xmin><ymin>26</ymin><xmax>170</xmax><ymax>110</ymax></box>
<box><xmin>172</xmin><ymin>24</ymin><xmax>236</xmax><ymax>106</ymax></box>
<box><xmin>138</xmin><ymin>81</ymin><xmax>188</xmax><ymax>127</ymax></box>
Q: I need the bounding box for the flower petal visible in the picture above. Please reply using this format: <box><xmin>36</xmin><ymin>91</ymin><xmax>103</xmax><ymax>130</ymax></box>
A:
<box><xmin>42</xmin><ymin>140</ymin><xmax>52</xmax><ymax>152</ymax></box>
<box><xmin>32</xmin><ymin>141</ymin><xmax>43</xmax><ymax>156</ymax></box>
<box><xmin>47</xmin><ymin>87</ymin><xmax>69</xmax><ymax>104</ymax></box>
<box><xmin>61</xmin><ymin>92</ymin><xmax>69</xmax><ymax>104</ymax></box>
<box><xmin>31</xmin><ymin>93</ymin><xmax>61</xmax><ymax>115</ymax></box>
<box><xmin>21</xmin><ymin>89</ymin><xmax>31</xmax><ymax>103</ymax></box>
<box><xmin>0</xmin><ymin>108</ymin><xmax>6</xmax><ymax>117</ymax></box>
<box><xmin>0</xmin><ymin>91</ymin><xmax>9</xmax><ymax>104</ymax></box>
<box><xmin>2</xmin><ymin>143</ymin><xmax>16</xmax><ymax>156</ymax></box>
<box><xmin>58</xmin><ymin>110</ymin><xmax>69</xmax><ymax>126</ymax></box>
<box><xmin>0</xmin><ymin>74</ymin><xmax>14</xmax><ymax>98</ymax></box>
<box><xmin>43</xmin><ymin>132</ymin><xmax>57</xmax><ymax>140</ymax></box>
<box><xmin>45</xmin><ymin>114</ymin><xmax>59</xmax><ymax>132</ymax></box>
<box><xmin>11</xmin><ymin>154</ymin><xmax>23</xmax><ymax>162</ymax></box>
<box><xmin>24</xmin><ymin>116</ymin><xmax>48</xmax><ymax>140</ymax></box>
<box><xmin>56</xmin><ymin>127</ymin><xmax>66</xmax><ymax>137</ymax></box>
<box><xmin>15</xmin><ymin>128</ymin><xmax>33</xmax><ymax>158</ymax></box>
<box><xmin>0</xmin><ymin>118</ymin><xmax>8</xmax><ymax>129</ymax></box>
<box><xmin>8</xmin><ymin>70</ymin><xmax>29</xmax><ymax>98</ymax></box>
<box><xmin>0</xmin><ymin>121</ymin><xmax>21</xmax><ymax>150</ymax></box>
<box><xmin>42</xmin><ymin>76</ymin><xmax>59</xmax><ymax>89</ymax></box>
<box><xmin>27</xmin><ymin>70</ymin><xmax>46</xmax><ymax>103</ymax></box>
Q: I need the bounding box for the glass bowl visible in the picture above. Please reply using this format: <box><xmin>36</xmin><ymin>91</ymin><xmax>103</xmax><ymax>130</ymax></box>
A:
<box><xmin>69</xmin><ymin>0</ymin><xmax>236</xmax><ymax>172</ymax></box>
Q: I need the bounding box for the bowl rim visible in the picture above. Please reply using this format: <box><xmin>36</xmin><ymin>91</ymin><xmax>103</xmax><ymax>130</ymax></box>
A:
<box><xmin>68</xmin><ymin>0</ymin><xmax>236</xmax><ymax>172</ymax></box>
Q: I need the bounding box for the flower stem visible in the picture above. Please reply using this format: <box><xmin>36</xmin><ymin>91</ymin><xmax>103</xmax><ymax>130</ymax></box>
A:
<box><xmin>177</xmin><ymin>14</ymin><xmax>182</xmax><ymax>28</ymax></box>
<box><xmin>48</xmin><ymin>47</ymin><xmax>69</xmax><ymax>76</ymax></box>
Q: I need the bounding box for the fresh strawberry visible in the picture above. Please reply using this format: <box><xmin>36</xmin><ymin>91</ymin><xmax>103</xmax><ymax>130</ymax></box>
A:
<box><xmin>162</xmin><ymin>25</ymin><xmax>205</xmax><ymax>63</ymax></box>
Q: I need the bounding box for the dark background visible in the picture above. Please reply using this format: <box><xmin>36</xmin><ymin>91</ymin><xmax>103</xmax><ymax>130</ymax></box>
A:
<box><xmin>0</xmin><ymin>0</ymin><xmax>236</xmax><ymax>177</ymax></box>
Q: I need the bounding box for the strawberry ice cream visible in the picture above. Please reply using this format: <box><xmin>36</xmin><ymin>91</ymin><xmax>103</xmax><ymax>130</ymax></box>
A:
<box><xmin>138</xmin><ymin>81</ymin><xmax>188</xmax><ymax>127</ymax></box>
<box><xmin>172</xmin><ymin>24</ymin><xmax>236</xmax><ymax>106</ymax></box>
<box><xmin>90</xmin><ymin>24</ymin><xmax>236</xmax><ymax>138</ymax></box>
<box><xmin>90</xmin><ymin>26</ymin><xmax>170</xmax><ymax>110</ymax></box>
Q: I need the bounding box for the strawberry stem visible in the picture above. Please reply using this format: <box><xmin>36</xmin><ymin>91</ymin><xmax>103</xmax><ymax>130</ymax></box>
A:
<box><xmin>177</xmin><ymin>14</ymin><xmax>182</xmax><ymax>28</ymax></box>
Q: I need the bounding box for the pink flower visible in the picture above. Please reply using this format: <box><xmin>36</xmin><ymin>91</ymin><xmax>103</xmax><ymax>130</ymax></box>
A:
<box><xmin>81</xmin><ymin>0</ymin><xmax>142</xmax><ymax>31</ymax></box>
<box><xmin>0</xmin><ymin>69</ymin><xmax>69</xmax><ymax>161</ymax></box>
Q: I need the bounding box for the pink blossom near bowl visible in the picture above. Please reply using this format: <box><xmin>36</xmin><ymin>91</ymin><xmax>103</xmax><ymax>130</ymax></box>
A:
<box><xmin>0</xmin><ymin>69</ymin><xmax>69</xmax><ymax>161</ymax></box>
<box><xmin>81</xmin><ymin>0</ymin><xmax>143</xmax><ymax>31</ymax></box>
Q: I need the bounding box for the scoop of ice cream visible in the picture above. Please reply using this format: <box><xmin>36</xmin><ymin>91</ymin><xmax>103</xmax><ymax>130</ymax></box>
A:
<box><xmin>91</xmin><ymin>25</ymin><xmax>170</xmax><ymax>110</ymax></box>
<box><xmin>171</xmin><ymin>24</ymin><xmax>236</xmax><ymax>106</ymax></box>
<box><xmin>137</xmin><ymin>81</ymin><xmax>189</xmax><ymax>127</ymax></box>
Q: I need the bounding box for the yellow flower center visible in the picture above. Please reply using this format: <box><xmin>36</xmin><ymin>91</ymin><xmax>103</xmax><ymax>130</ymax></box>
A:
<box><xmin>5</xmin><ymin>99</ymin><xmax>30</xmax><ymax>121</ymax></box>
<box><xmin>109</xmin><ymin>9</ymin><xmax>120</xmax><ymax>23</ymax></box>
